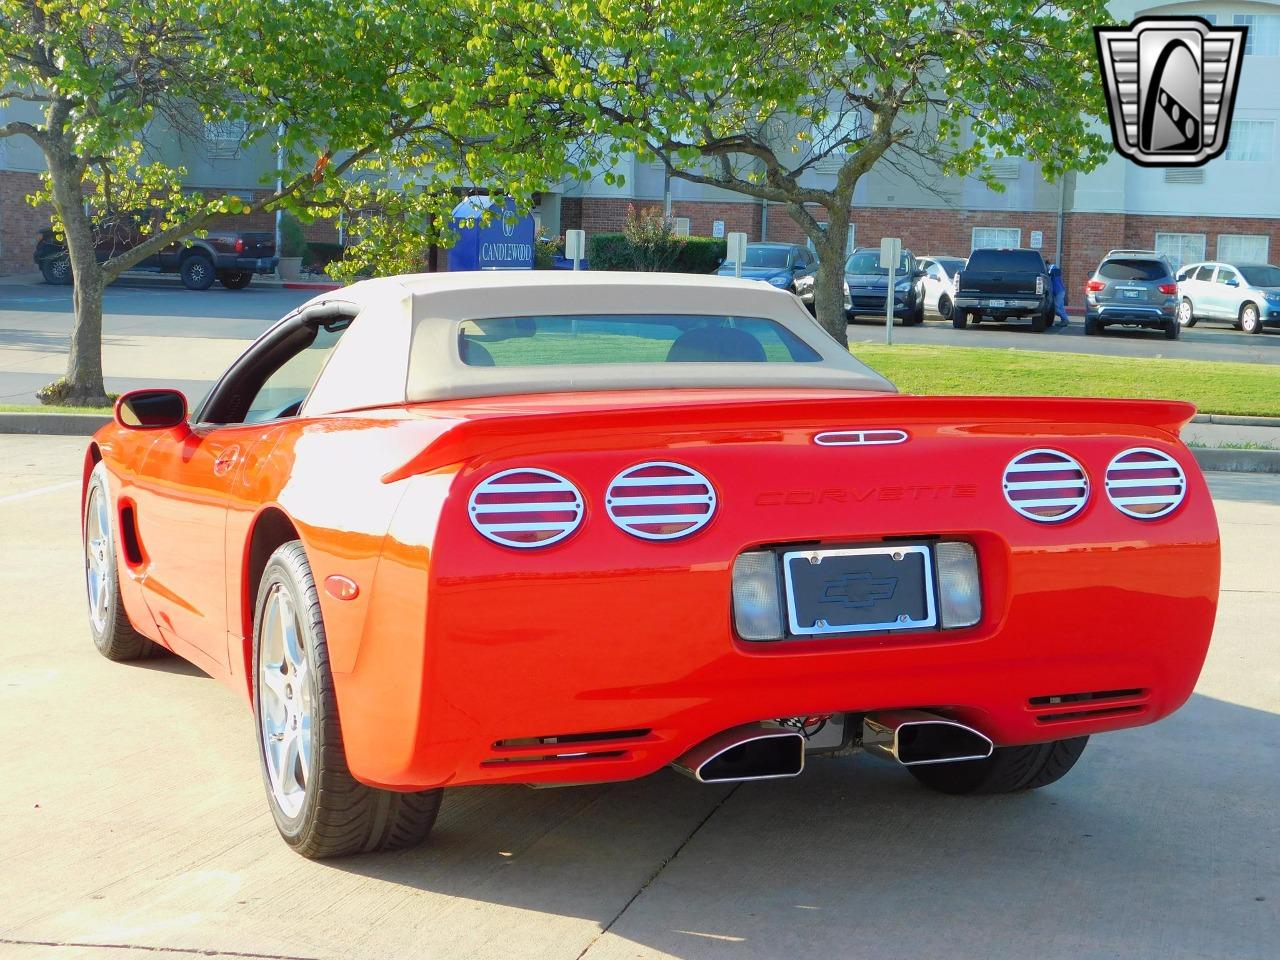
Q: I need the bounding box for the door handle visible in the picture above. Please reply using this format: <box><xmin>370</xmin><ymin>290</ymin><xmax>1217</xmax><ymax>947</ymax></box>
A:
<box><xmin>213</xmin><ymin>445</ymin><xmax>241</xmax><ymax>477</ymax></box>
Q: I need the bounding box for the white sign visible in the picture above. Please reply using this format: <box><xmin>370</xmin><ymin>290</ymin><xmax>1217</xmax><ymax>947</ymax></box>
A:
<box><xmin>879</xmin><ymin>237</ymin><xmax>902</xmax><ymax>269</ymax></box>
<box><xmin>564</xmin><ymin>229</ymin><xmax>586</xmax><ymax>262</ymax></box>
<box><xmin>1029</xmin><ymin>230</ymin><xmax>1044</xmax><ymax>250</ymax></box>
<box><xmin>712</xmin><ymin>220</ymin><xmax>726</xmax><ymax>238</ymax></box>
<box><xmin>725</xmin><ymin>232</ymin><xmax>748</xmax><ymax>277</ymax></box>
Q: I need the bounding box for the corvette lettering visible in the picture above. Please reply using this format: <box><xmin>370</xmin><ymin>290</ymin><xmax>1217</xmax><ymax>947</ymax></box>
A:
<box><xmin>755</xmin><ymin>483</ymin><xmax>978</xmax><ymax>506</ymax></box>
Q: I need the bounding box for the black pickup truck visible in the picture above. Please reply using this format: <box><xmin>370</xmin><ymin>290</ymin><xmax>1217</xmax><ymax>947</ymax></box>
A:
<box><xmin>34</xmin><ymin>214</ymin><xmax>278</xmax><ymax>291</ymax></box>
<box><xmin>951</xmin><ymin>248</ymin><xmax>1053</xmax><ymax>332</ymax></box>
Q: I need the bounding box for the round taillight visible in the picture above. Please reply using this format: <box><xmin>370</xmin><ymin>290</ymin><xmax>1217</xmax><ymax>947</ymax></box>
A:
<box><xmin>605</xmin><ymin>461</ymin><xmax>716</xmax><ymax>541</ymax></box>
<box><xmin>1002</xmin><ymin>449</ymin><xmax>1089</xmax><ymax>523</ymax></box>
<box><xmin>468</xmin><ymin>468</ymin><xmax>583</xmax><ymax>548</ymax></box>
<box><xmin>1105</xmin><ymin>447</ymin><xmax>1186</xmax><ymax>519</ymax></box>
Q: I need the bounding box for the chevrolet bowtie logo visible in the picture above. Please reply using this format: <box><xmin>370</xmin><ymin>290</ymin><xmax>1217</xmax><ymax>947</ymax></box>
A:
<box><xmin>821</xmin><ymin>572</ymin><xmax>898</xmax><ymax>609</ymax></box>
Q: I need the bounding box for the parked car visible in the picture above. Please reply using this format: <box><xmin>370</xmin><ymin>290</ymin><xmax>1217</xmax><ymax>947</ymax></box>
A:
<box><xmin>793</xmin><ymin>272</ymin><xmax>853</xmax><ymax>313</ymax></box>
<box><xmin>952</xmin><ymin>248</ymin><xmax>1052</xmax><ymax>330</ymax></box>
<box><xmin>1082</xmin><ymin>250</ymin><xmax>1179</xmax><ymax>339</ymax></box>
<box><xmin>843</xmin><ymin>246</ymin><xmax>924</xmax><ymax>324</ymax></box>
<box><xmin>715</xmin><ymin>242</ymin><xmax>814</xmax><ymax>292</ymax></box>
<box><xmin>1175</xmin><ymin>260</ymin><xmax>1280</xmax><ymax>335</ymax></box>
<box><xmin>34</xmin><ymin>211</ymin><xmax>278</xmax><ymax>290</ymax></box>
<box><xmin>917</xmin><ymin>255</ymin><xmax>966</xmax><ymax>319</ymax></box>
<box><xmin>84</xmin><ymin>271</ymin><xmax>1219</xmax><ymax>858</ymax></box>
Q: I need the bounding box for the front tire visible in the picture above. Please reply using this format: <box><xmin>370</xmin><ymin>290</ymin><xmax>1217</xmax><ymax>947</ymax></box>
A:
<box><xmin>84</xmin><ymin>463</ymin><xmax>160</xmax><ymax>661</ymax></box>
<box><xmin>180</xmin><ymin>254</ymin><xmax>216</xmax><ymax>290</ymax></box>
<box><xmin>907</xmin><ymin>737</ymin><xmax>1089</xmax><ymax>795</ymax></box>
<box><xmin>903</xmin><ymin>301</ymin><xmax>924</xmax><ymax>326</ymax></box>
<box><xmin>254</xmin><ymin>541</ymin><xmax>442</xmax><ymax>858</ymax></box>
<box><xmin>1241</xmin><ymin>303</ymin><xmax>1264</xmax><ymax>335</ymax></box>
<box><xmin>937</xmin><ymin>294</ymin><xmax>953</xmax><ymax>319</ymax></box>
<box><xmin>218</xmin><ymin>269</ymin><xmax>253</xmax><ymax>290</ymax></box>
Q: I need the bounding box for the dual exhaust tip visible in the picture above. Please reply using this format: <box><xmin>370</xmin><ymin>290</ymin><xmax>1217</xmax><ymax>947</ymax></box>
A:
<box><xmin>672</xmin><ymin>711</ymin><xmax>994</xmax><ymax>784</ymax></box>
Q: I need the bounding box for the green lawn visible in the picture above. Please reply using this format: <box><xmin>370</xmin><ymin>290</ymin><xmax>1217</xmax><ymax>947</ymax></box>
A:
<box><xmin>0</xmin><ymin>404</ymin><xmax>112</xmax><ymax>415</ymax></box>
<box><xmin>852</xmin><ymin>344</ymin><xmax>1280</xmax><ymax>418</ymax></box>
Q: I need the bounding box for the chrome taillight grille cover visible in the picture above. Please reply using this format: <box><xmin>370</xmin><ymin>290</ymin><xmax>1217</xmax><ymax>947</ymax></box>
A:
<box><xmin>1002</xmin><ymin>449</ymin><xmax>1090</xmax><ymax>523</ymax></box>
<box><xmin>606</xmin><ymin>461</ymin><xmax>717</xmax><ymax>540</ymax></box>
<box><xmin>1105</xmin><ymin>447</ymin><xmax>1186</xmax><ymax>519</ymax></box>
<box><xmin>468</xmin><ymin>468</ymin><xmax>584</xmax><ymax>548</ymax></box>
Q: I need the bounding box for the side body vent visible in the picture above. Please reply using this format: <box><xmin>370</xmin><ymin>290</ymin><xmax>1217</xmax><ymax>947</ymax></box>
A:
<box><xmin>1002</xmin><ymin>449</ymin><xmax>1090</xmax><ymax>523</ymax></box>
<box><xmin>605</xmin><ymin>461</ymin><xmax>717</xmax><ymax>540</ymax></box>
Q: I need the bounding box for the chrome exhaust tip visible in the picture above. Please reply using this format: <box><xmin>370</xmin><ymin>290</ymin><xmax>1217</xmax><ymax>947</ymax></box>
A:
<box><xmin>672</xmin><ymin>722</ymin><xmax>805</xmax><ymax>783</ymax></box>
<box><xmin>861</xmin><ymin>710</ymin><xmax>994</xmax><ymax>766</ymax></box>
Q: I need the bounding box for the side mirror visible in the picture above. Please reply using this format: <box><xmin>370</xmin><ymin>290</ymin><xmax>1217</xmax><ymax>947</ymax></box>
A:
<box><xmin>912</xmin><ymin>268</ymin><xmax>926</xmax><ymax>279</ymax></box>
<box><xmin>1227</xmin><ymin>278</ymin><xmax>1240</xmax><ymax>287</ymax></box>
<box><xmin>115</xmin><ymin>389</ymin><xmax>188</xmax><ymax>430</ymax></box>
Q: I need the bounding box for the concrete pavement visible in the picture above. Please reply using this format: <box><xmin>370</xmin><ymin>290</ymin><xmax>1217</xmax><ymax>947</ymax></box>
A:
<box><xmin>0</xmin><ymin>434</ymin><xmax>1276</xmax><ymax>960</ymax></box>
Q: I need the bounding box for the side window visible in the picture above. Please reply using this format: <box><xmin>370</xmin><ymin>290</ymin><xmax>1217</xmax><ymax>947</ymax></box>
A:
<box><xmin>927</xmin><ymin>263</ymin><xmax>945</xmax><ymax>280</ymax></box>
<box><xmin>1192</xmin><ymin>265</ymin><xmax>1212</xmax><ymax>282</ymax></box>
<box><xmin>1216</xmin><ymin>267</ymin><xmax>1238</xmax><ymax>286</ymax></box>
<box><xmin>243</xmin><ymin>324</ymin><xmax>347</xmax><ymax>423</ymax></box>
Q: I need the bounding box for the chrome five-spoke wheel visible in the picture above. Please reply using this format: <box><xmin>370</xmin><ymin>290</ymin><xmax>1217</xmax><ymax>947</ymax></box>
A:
<box><xmin>84</xmin><ymin>482</ymin><xmax>111</xmax><ymax>634</ymax></box>
<box><xmin>258</xmin><ymin>583</ymin><xmax>315</xmax><ymax>819</ymax></box>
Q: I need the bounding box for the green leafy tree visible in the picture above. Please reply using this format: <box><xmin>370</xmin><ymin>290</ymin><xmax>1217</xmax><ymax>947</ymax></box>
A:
<box><xmin>499</xmin><ymin>0</ymin><xmax>1112</xmax><ymax>342</ymax></box>
<box><xmin>1</xmin><ymin>0</ymin><xmax>579</xmax><ymax>405</ymax></box>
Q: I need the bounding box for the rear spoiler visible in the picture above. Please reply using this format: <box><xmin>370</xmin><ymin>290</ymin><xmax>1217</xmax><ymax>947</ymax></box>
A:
<box><xmin>380</xmin><ymin>394</ymin><xmax>1197</xmax><ymax>485</ymax></box>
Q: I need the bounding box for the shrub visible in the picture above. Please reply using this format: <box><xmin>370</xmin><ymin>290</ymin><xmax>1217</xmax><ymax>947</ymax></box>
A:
<box><xmin>621</xmin><ymin>204</ymin><xmax>684</xmax><ymax>271</ymax></box>
<box><xmin>304</xmin><ymin>241</ymin><xmax>345</xmax><ymax>272</ymax></box>
<box><xmin>534</xmin><ymin>236</ymin><xmax>563</xmax><ymax>270</ymax></box>
<box><xmin>278</xmin><ymin>212</ymin><xmax>308</xmax><ymax>259</ymax></box>
<box><xmin>588</xmin><ymin>232</ymin><xmax>726</xmax><ymax>274</ymax></box>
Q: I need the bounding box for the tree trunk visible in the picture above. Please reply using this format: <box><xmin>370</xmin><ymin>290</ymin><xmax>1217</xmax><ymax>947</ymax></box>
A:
<box><xmin>47</xmin><ymin>153</ymin><xmax>111</xmax><ymax>406</ymax></box>
<box><xmin>807</xmin><ymin>206</ymin><xmax>851</xmax><ymax>347</ymax></box>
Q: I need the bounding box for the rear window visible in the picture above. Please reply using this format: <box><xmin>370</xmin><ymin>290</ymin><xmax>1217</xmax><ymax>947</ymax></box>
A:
<box><xmin>965</xmin><ymin>249</ymin><xmax>1045</xmax><ymax>272</ymax></box>
<box><xmin>458</xmin><ymin>314</ymin><xmax>823</xmax><ymax>366</ymax></box>
<box><xmin>1098</xmin><ymin>258</ymin><xmax>1168</xmax><ymax>281</ymax></box>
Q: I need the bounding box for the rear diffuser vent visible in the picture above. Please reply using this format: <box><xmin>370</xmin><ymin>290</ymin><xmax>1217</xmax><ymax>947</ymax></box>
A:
<box><xmin>468</xmin><ymin>468</ymin><xmax>584</xmax><ymax>548</ymax></box>
<box><xmin>1028</xmin><ymin>688</ymin><xmax>1149</xmax><ymax>725</ymax></box>
<box><xmin>1002</xmin><ymin>449</ymin><xmax>1089</xmax><ymax>523</ymax></box>
<box><xmin>1105</xmin><ymin>447</ymin><xmax>1187</xmax><ymax>519</ymax></box>
<box><xmin>606</xmin><ymin>461</ymin><xmax>716</xmax><ymax>540</ymax></box>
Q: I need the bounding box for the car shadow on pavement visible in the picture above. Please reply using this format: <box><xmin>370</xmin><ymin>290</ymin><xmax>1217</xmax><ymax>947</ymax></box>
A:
<box><xmin>326</xmin><ymin>691</ymin><xmax>1277</xmax><ymax>960</ymax></box>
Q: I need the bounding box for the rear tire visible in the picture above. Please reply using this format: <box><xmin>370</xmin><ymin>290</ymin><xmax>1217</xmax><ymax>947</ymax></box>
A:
<box><xmin>1030</xmin><ymin>309</ymin><xmax>1048</xmax><ymax>333</ymax></box>
<box><xmin>1178</xmin><ymin>298</ymin><xmax>1197</xmax><ymax>327</ymax></box>
<box><xmin>1164</xmin><ymin>320</ymin><xmax>1181</xmax><ymax>340</ymax></box>
<box><xmin>1241</xmin><ymin>303</ymin><xmax>1263</xmax><ymax>335</ymax></box>
<box><xmin>218</xmin><ymin>269</ymin><xmax>252</xmax><ymax>290</ymax></box>
<box><xmin>84</xmin><ymin>463</ymin><xmax>161</xmax><ymax>661</ymax></box>
<box><xmin>1084</xmin><ymin>315</ymin><xmax>1100</xmax><ymax>336</ymax></box>
<box><xmin>180</xmin><ymin>254</ymin><xmax>216</xmax><ymax>290</ymax></box>
<box><xmin>951</xmin><ymin>309</ymin><xmax>968</xmax><ymax>330</ymax></box>
<box><xmin>907</xmin><ymin>737</ymin><xmax>1089</xmax><ymax>795</ymax></box>
<box><xmin>254</xmin><ymin>541</ymin><xmax>443</xmax><ymax>858</ymax></box>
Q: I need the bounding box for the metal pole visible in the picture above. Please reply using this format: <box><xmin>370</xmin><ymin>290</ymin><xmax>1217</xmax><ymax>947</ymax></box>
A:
<box><xmin>885</xmin><ymin>259</ymin><xmax>895</xmax><ymax>345</ymax></box>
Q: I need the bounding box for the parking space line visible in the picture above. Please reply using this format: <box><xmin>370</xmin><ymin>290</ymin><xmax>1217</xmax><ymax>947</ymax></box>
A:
<box><xmin>0</xmin><ymin>479</ymin><xmax>78</xmax><ymax>506</ymax></box>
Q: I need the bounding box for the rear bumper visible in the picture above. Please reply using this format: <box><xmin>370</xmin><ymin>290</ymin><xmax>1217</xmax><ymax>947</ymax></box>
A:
<box><xmin>212</xmin><ymin>254</ymin><xmax>279</xmax><ymax>274</ymax></box>
<box><xmin>331</xmin><ymin>438</ymin><xmax>1220</xmax><ymax>792</ymax></box>
<box><xmin>1089</xmin><ymin>303</ymin><xmax>1176</xmax><ymax>325</ymax></box>
<box><xmin>954</xmin><ymin>296</ymin><xmax>1042</xmax><ymax>316</ymax></box>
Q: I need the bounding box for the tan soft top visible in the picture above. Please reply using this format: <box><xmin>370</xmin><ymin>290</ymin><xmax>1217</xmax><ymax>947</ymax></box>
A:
<box><xmin>301</xmin><ymin>272</ymin><xmax>895</xmax><ymax>416</ymax></box>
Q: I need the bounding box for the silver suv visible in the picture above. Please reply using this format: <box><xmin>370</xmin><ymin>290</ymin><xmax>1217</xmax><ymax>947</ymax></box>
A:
<box><xmin>1083</xmin><ymin>250</ymin><xmax>1179</xmax><ymax>339</ymax></box>
<box><xmin>1175</xmin><ymin>261</ymin><xmax>1280</xmax><ymax>335</ymax></box>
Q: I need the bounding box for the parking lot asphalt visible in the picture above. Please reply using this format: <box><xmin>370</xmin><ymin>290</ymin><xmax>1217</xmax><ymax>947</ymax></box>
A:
<box><xmin>1</xmin><ymin>280</ymin><xmax>1279</xmax><ymax>404</ymax></box>
<box><xmin>0</xmin><ymin>434</ymin><xmax>1276</xmax><ymax>960</ymax></box>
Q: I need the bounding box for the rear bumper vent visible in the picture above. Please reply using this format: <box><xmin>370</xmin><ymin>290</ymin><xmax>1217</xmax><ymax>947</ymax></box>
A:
<box><xmin>1028</xmin><ymin>688</ymin><xmax>1149</xmax><ymax>725</ymax></box>
<box><xmin>484</xmin><ymin>728</ymin><xmax>654</xmax><ymax>767</ymax></box>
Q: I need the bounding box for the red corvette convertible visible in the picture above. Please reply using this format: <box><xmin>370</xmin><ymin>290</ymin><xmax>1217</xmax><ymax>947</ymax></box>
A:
<box><xmin>83</xmin><ymin>272</ymin><xmax>1220</xmax><ymax>858</ymax></box>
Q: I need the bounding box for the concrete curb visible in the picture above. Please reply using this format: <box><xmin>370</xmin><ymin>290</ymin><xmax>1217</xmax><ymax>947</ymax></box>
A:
<box><xmin>4</xmin><ymin>412</ymin><xmax>1280</xmax><ymax>474</ymax></box>
<box><xmin>1191</xmin><ymin>413</ymin><xmax>1280</xmax><ymax>428</ymax></box>
<box><xmin>0</xmin><ymin>412</ymin><xmax>110</xmax><ymax>436</ymax></box>
<box><xmin>0</xmin><ymin>271</ymin><xmax>339</xmax><ymax>292</ymax></box>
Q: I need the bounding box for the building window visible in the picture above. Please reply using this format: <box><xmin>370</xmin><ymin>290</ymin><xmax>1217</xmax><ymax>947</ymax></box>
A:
<box><xmin>1217</xmin><ymin>234</ymin><xmax>1270</xmax><ymax>263</ymax></box>
<box><xmin>972</xmin><ymin>227</ymin><xmax>1021</xmax><ymax>249</ymax></box>
<box><xmin>1225</xmin><ymin>120</ymin><xmax>1275</xmax><ymax>161</ymax></box>
<box><xmin>671</xmin><ymin>217</ymin><xmax>691</xmax><ymax>237</ymax></box>
<box><xmin>205</xmin><ymin>119</ymin><xmax>247</xmax><ymax>159</ymax></box>
<box><xmin>1235</xmin><ymin>14</ymin><xmax>1280</xmax><ymax>56</ymax></box>
<box><xmin>1154</xmin><ymin>232</ymin><xmax>1207</xmax><ymax>268</ymax></box>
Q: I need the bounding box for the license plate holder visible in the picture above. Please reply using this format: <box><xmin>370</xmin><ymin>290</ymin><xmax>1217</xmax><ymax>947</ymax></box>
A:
<box><xmin>782</xmin><ymin>545</ymin><xmax>937</xmax><ymax>636</ymax></box>
<box><xmin>1120</xmin><ymin>288</ymin><xmax>1143</xmax><ymax>300</ymax></box>
<box><xmin>989</xmin><ymin>299</ymin><xmax>1006</xmax><ymax>307</ymax></box>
